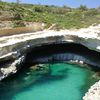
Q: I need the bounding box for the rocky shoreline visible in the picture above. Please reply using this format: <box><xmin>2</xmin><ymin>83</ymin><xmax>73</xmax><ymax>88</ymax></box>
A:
<box><xmin>0</xmin><ymin>24</ymin><xmax>100</xmax><ymax>99</ymax></box>
<box><xmin>83</xmin><ymin>81</ymin><xmax>100</xmax><ymax>100</ymax></box>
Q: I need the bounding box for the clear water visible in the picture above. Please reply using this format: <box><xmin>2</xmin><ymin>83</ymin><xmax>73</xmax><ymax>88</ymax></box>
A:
<box><xmin>0</xmin><ymin>63</ymin><xmax>98</xmax><ymax>100</ymax></box>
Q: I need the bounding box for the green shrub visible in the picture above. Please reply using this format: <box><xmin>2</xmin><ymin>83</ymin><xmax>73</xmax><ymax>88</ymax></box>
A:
<box><xmin>0</xmin><ymin>2</ymin><xmax>100</xmax><ymax>29</ymax></box>
<box><xmin>78</xmin><ymin>5</ymin><xmax>88</xmax><ymax>11</ymax></box>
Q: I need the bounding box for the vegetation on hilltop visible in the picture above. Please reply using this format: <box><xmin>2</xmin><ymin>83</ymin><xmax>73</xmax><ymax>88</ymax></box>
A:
<box><xmin>0</xmin><ymin>2</ymin><xmax>100</xmax><ymax>29</ymax></box>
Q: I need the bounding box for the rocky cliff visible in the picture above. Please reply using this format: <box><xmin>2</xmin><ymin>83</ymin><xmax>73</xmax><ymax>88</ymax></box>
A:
<box><xmin>0</xmin><ymin>24</ymin><xmax>100</xmax><ymax>80</ymax></box>
<box><xmin>0</xmin><ymin>25</ymin><xmax>100</xmax><ymax>100</ymax></box>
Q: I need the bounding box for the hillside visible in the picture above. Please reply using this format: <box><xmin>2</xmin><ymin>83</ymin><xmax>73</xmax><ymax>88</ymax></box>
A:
<box><xmin>0</xmin><ymin>2</ymin><xmax>100</xmax><ymax>30</ymax></box>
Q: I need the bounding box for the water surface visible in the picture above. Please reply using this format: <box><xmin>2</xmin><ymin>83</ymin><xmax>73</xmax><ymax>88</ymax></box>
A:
<box><xmin>0</xmin><ymin>63</ymin><xmax>98</xmax><ymax>100</ymax></box>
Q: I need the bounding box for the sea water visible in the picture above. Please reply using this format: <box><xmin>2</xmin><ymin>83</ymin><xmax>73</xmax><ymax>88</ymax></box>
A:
<box><xmin>0</xmin><ymin>63</ymin><xmax>98</xmax><ymax>100</ymax></box>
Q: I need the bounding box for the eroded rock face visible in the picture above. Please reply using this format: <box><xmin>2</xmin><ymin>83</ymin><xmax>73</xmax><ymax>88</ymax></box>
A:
<box><xmin>24</xmin><ymin>43</ymin><xmax>100</xmax><ymax>67</ymax></box>
<box><xmin>0</xmin><ymin>25</ymin><xmax>100</xmax><ymax>81</ymax></box>
<box><xmin>0</xmin><ymin>55</ymin><xmax>25</xmax><ymax>80</ymax></box>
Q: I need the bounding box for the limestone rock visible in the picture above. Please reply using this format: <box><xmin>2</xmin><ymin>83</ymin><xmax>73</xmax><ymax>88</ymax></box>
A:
<box><xmin>0</xmin><ymin>24</ymin><xmax>100</xmax><ymax>89</ymax></box>
<box><xmin>83</xmin><ymin>81</ymin><xmax>100</xmax><ymax>100</ymax></box>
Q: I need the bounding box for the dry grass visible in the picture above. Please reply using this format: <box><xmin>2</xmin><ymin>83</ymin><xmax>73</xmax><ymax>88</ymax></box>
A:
<box><xmin>0</xmin><ymin>26</ymin><xmax>44</xmax><ymax>37</ymax></box>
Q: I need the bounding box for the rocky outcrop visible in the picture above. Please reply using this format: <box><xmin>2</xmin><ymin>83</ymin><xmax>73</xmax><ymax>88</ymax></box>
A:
<box><xmin>0</xmin><ymin>55</ymin><xmax>25</xmax><ymax>80</ymax></box>
<box><xmin>83</xmin><ymin>81</ymin><xmax>100</xmax><ymax>100</ymax></box>
<box><xmin>0</xmin><ymin>24</ymin><xmax>100</xmax><ymax>100</ymax></box>
<box><xmin>0</xmin><ymin>24</ymin><xmax>100</xmax><ymax>81</ymax></box>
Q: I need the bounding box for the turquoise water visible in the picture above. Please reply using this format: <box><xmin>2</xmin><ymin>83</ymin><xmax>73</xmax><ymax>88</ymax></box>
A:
<box><xmin>0</xmin><ymin>63</ymin><xmax>98</xmax><ymax>100</ymax></box>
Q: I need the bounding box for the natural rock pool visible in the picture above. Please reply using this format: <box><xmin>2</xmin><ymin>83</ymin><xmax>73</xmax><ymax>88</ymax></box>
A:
<box><xmin>0</xmin><ymin>63</ymin><xmax>99</xmax><ymax>100</ymax></box>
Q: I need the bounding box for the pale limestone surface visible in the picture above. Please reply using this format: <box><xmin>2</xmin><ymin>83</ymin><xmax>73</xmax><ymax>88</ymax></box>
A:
<box><xmin>0</xmin><ymin>24</ymin><xmax>100</xmax><ymax>60</ymax></box>
<box><xmin>83</xmin><ymin>81</ymin><xmax>100</xmax><ymax>100</ymax></box>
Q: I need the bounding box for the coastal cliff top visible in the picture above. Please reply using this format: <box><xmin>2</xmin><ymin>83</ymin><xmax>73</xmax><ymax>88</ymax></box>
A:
<box><xmin>0</xmin><ymin>24</ymin><xmax>100</xmax><ymax>48</ymax></box>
